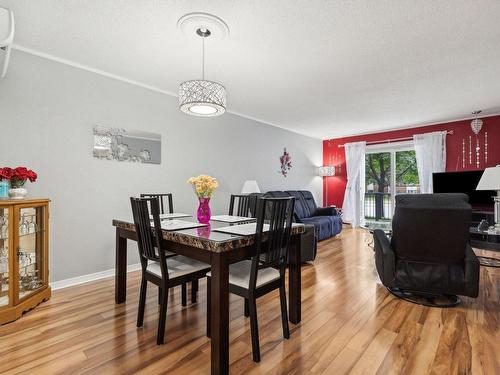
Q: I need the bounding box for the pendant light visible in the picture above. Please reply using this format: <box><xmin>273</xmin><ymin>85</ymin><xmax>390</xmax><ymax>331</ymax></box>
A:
<box><xmin>178</xmin><ymin>13</ymin><xmax>228</xmax><ymax>117</ymax></box>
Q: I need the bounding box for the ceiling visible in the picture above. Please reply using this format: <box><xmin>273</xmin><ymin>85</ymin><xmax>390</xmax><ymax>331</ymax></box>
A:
<box><xmin>1</xmin><ymin>0</ymin><xmax>500</xmax><ymax>139</ymax></box>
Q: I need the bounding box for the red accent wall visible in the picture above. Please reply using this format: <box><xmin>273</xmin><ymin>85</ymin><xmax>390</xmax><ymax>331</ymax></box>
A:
<box><xmin>323</xmin><ymin>115</ymin><xmax>500</xmax><ymax>207</ymax></box>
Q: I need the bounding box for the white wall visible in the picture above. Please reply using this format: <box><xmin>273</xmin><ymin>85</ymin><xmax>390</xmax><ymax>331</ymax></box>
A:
<box><xmin>0</xmin><ymin>51</ymin><xmax>322</xmax><ymax>282</ymax></box>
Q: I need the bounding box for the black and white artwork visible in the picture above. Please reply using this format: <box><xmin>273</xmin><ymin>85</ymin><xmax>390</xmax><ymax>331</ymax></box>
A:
<box><xmin>93</xmin><ymin>125</ymin><xmax>161</xmax><ymax>164</ymax></box>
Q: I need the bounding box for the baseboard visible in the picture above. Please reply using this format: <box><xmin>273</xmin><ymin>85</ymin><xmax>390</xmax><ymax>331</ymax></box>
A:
<box><xmin>50</xmin><ymin>263</ymin><xmax>142</xmax><ymax>291</ymax></box>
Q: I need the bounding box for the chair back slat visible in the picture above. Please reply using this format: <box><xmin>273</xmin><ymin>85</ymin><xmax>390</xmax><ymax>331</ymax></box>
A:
<box><xmin>250</xmin><ymin>197</ymin><xmax>294</xmax><ymax>290</ymax></box>
<box><xmin>130</xmin><ymin>197</ymin><xmax>171</xmax><ymax>282</ymax></box>
<box><xmin>140</xmin><ymin>193</ymin><xmax>174</xmax><ymax>214</ymax></box>
<box><xmin>229</xmin><ymin>194</ymin><xmax>258</xmax><ymax>217</ymax></box>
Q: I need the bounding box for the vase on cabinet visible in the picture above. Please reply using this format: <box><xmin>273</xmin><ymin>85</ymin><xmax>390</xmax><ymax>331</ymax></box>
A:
<box><xmin>9</xmin><ymin>186</ymin><xmax>27</xmax><ymax>200</ymax></box>
<box><xmin>0</xmin><ymin>181</ymin><xmax>9</xmax><ymax>199</ymax></box>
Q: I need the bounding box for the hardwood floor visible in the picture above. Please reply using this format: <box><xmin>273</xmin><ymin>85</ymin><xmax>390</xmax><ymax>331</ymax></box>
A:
<box><xmin>0</xmin><ymin>227</ymin><xmax>499</xmax><ymax>374</ymax></box>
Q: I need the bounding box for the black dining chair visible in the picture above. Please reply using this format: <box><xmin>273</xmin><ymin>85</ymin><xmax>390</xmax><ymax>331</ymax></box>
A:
<box><xmin>130</xmin><ymin>197</ymin><xmax>210</xmax><ymax>345</ymax></box>
<box><xmin>140</xmin><ymin>193</ymin><xmax>195</xmax><ymax>305</ymax></box>
<box><xmin>228</xmin><ymin>194</ymin><xmax>259</xmax><ymax>217</ymax></box>
<box><xmin>140</xmin><ymin>193</ymin><xmax>174</xmax><ymax>214</ymax></box>
<box><xmin>207</xmin><ymin>196</ymin><xmax>295</xmax><ymax>362</ymax></box>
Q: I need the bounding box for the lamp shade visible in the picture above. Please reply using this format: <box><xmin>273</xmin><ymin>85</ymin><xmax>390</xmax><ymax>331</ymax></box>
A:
<box><xmin>476</xmin><ymin>165</ymin><xmax>500</xmax><ymax>190</ymax></box>
<box><xmin>179</xmin><ymin>80</ymin><xmax>226</xmax><ymax>117</ymax></box>
<box><xmin>318</xmin><ymin>166</ymin><xmax>335</xmax><ymax>177</ymax></box>
<box><xmin>241</xmin><ymin>180</ymin><xmax>260</xmax><ymax>194</ymax></box>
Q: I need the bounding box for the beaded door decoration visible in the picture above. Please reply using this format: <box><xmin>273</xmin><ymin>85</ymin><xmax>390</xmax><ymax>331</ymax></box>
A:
<box><xmin>461</xmin><ymin>111</ymin><xmax>488</xmax><ymax>169</ymax></box>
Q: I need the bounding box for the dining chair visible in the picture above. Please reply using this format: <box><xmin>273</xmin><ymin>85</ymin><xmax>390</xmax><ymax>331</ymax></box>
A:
<box><xmin>228</xmin><ymin>194</ymin><xmax>259</xmax><ymax>217</ymax></box>
<box><xmin>130</xmin><ymin>197</ymin><xmax>210</xmax><ymax>345</ymax></box>
<box><xmin>207</xmin><ymin>196</ymin><xmax>295</xmax><ymax>362</ymax></box>
<box><xmin>140</xmin><ymin>193</ymin><xmax>174</xmax><ymax>214</ymax></box>
<box><xmin>140</xmin><ymin>193</ymin><xmax>194</xmax><ymax>305</ymax></box>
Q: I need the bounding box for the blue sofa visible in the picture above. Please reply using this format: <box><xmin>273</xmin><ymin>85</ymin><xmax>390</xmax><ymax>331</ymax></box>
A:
<box><xmin>266</xmin><ymin>190</ymin><xmax>342</xmax><ymax>241</ymax></box>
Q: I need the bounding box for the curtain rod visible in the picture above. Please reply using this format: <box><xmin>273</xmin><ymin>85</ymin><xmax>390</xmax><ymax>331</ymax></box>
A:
<box><xmin>336</xmin><ymin>130</ymin><xmax>454</xmax><ymax>148</ymax></box>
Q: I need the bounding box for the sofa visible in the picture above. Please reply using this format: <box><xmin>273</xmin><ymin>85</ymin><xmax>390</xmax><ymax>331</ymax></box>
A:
<box><xmin>265</xmin><ymin>190</ymin><xmax>343</xmax><ymax>241</ymax></box>
<box><xmin>248</xmin><ymin>192</ymin><xmax>316</xmax><ymax>262</ymax></box>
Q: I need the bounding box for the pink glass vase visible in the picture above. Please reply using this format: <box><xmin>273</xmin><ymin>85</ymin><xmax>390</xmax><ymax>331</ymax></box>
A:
<box><xmin>197</xmin><ymin>197</ymin><xmax>211</xmax><ymax>224</ymax></box>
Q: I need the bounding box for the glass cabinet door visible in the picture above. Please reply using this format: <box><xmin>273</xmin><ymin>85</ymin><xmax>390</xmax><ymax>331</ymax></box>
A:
<box><xmin>0</xmin><ymin>208</ymin><xmax>9</xmax><ymax>308</ymax></box>
<box><xmin>17</xmin><ymin>205</ymin><xmax>47</xmax><ymax>301</ymax></box>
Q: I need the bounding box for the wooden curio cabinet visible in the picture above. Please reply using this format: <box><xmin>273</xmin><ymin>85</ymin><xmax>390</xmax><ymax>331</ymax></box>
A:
<box><xmin>0</xmin><ymin>199</ymin><xmax>51</xmax><ymax>324</ymax></box>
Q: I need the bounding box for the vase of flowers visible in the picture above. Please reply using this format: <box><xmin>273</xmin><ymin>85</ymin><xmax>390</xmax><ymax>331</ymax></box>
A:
<box><xmin>0</xmin><ymin>167</ymin><xmax>37</xmax><ymax>200</ymax></box>
<box><xmin>187</xmin><ymin>175</ymin><xmax>219</xmax><ymax>224</ymax></box>
<box><xmin>0</xmin><ymin>169</ymin><xmax>10</xmax><ymax>199</ymax></box>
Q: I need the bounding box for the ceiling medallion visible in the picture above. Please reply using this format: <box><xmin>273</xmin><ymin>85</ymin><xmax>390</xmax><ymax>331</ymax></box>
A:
<box><xmin>178</xmin><ymin>13</ymin><xmax>229</xmax><ymax>117</ymax></box>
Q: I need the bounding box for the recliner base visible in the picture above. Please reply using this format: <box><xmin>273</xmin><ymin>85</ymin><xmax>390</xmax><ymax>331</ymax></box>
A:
<box><xmin>387</xmin><ymin>287</ymin><xmax>460</xmax><ymax>308</ymax></box>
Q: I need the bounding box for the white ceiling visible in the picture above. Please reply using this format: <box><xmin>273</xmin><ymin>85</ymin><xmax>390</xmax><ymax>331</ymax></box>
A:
<box><xmin>2</xmin><ymin>0</ymin><xmax>500</xmax><ymax>139</ymax></box>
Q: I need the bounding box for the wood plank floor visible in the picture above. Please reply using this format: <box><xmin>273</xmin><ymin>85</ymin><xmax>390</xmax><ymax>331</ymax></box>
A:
<box><xmin>0</xmin><ymin>227</ymin><xmax>499</xmax><ymax>374</ymax></box>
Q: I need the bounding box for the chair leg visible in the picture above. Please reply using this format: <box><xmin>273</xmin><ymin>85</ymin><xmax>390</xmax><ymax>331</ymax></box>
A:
<box><xmin>206</xmin><ymin>277</ymin><xmax>211</xmax><ymax>338</ymax></box>
<box><xmin>244</xmin><ymin>298</ymin><xmax>250</xmax><ymax>317</ymax></box>
<box><xmin>181</xmin><ymin>283</ymin><xmax>187</xmax><ymax>307</ymax></box>
<box><xmin>157</xmin><ymin>287</ymin><xmax>169</xmax><ymax>345</ymax></box>
<box><xmin>137</xmin><ymin>275</ymin><xmax>147</xmax><ymax>327</ymax></box>
<box><xmin>158</xmin><ymin>287</ymin><xmax>162</xmax><ymax>305</ymax></box>
<box><xmin>191</xmin><ymin>279</ymin><xmax>198</xmax><ymax>303</ymax></box>
<box><xmin>248</xmin><ymin>298</ymin><xmax>261</xmax><ymax>362</ymax></box>
<box><xmin>279</xmin><ymin>279</ymin><xmax>290</xmax><ymax>339</ymax></box>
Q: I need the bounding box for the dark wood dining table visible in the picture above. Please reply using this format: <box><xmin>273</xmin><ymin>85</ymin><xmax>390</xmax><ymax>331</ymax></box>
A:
<box><xmin>112</xmin><ymin>218</ymin><xmax>304</xmax><ymax>375</ymax></box>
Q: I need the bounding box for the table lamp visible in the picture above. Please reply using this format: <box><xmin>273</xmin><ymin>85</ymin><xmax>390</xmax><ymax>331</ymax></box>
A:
<box><xmin>476</xmin><ymin>165</ymin><xmax>500</xmax><ymax>233</ymax></box>
<box><xmin>241</xmin><ymin>180</ymin><xmax>261</xmax><ymax>194</ymax></box>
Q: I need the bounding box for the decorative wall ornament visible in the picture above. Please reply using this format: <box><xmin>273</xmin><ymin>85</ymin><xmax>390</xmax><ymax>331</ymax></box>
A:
<box><xmin>469</xmin><ymin>135</ymin><xmax>472</xmax><ymax>165</ymax></box>
<box><xmin>485</xmin><ymin>131</ymin><xmax>488</xmax><ymax>163</ymax></box>
<box><xmin>471</xmin><ymin>118</ymin><xmax>483</xmax><ymax>134</ymax></box>
<box><xmin>279</xmin><ymin>148</ymin><xmax>292</xmax><ymax>177</ymax></box>
<box><xmin>93</xmin><ymin>126</ymin><xmax>161</xmax><ymax>164</ymax></box>
<box><xmin>460</xmin><ymin>111</ymin><xmax>488</xmax><ymax>169</ymax></box>
<box><xmin>462</xmin><ymin>139</ymin><xmax>465</xmax><ymax>168</ymax></box>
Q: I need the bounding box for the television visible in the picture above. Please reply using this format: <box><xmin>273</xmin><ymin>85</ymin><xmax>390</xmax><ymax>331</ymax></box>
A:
<box><xmin>432</xmin><ymin>170</ymin><xmax>495</xmax><ymax>210</ymax></box>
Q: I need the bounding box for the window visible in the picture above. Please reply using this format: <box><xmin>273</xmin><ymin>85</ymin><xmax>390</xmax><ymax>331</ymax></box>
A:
<box><xmin>364</xmin><ymin>142</ymin><xmax>419</xmax><ymax>222</ymax></box>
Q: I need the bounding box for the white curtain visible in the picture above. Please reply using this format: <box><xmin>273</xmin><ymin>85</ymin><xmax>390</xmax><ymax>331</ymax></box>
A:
<box><xmin>413</xmin><ymin>131</ymin><xmax>447</xmax><ymax>193</ymax></box>
<box><xmin>342</xmin><ymin>141</ymin><xmax>366</xmax><ymax>227</ymax></box>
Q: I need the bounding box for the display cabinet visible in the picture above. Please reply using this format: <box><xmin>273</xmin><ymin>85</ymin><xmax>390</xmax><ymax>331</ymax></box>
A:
<box><xmin>0</xmin><ymin>199</ymin><xmax>50</xmax><ymax>324</ymax></box>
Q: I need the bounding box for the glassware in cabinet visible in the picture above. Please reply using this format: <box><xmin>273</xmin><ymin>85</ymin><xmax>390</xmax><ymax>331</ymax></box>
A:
<box><xmin>17</xmin><ymin>206</ymin><xmax>47</xmax><ymax>301</ymax></box>
<box><xmin>0</xmin><ymin>208</ymin><xmax>9</xmax><ymax>308</ymax></box>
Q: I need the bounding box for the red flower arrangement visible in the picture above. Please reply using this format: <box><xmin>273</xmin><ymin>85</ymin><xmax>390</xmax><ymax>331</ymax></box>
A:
<box><xmin>0</xmin><ymin>166</ymin><xmax>38</xmax><ymax>187</ymax></box>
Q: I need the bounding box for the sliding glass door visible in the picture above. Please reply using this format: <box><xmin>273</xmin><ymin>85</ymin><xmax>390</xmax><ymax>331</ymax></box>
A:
<box><xmin>364</xmin><ymin>143</ymin><xmax>420</xmax><ymax>222</ymax></box>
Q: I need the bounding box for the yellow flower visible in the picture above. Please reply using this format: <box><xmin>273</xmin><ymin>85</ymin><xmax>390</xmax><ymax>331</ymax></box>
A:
<box><xmin>187</xmin><ymin>175</ymin><xmax>218</xmax><ymax>197</ymax></box>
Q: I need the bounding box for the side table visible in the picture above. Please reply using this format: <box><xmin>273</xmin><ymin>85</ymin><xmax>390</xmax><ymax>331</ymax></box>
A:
<box><xmin>469</xmin><ymin>227</ymin><xmax>500</xmax><ymax>267</ymax></box>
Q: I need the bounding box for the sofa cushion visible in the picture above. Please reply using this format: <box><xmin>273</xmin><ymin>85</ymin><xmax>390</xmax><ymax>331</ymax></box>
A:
<box><xmin>301</xmin><ymin>216</ymin><xmax>333</xmax><ymax>241</ymax></box>
<box><xmin>298</xmin><ymin>191</ymin><xmax>318</xmax><ymax>216</ymax></box>
<box><xmin>329</xmin><ymin>215</ymin><xmax>343</xmax><ymax>236</ymax></box>
<box><xmin>285</xmin><ymin>191</ymin><xmax>310</xmax><ymax>219</ymax></box>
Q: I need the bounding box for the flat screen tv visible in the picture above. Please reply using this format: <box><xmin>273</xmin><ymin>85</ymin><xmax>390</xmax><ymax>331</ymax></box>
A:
<box><xmin>432</xmin><ymin>170</ymin><xmax>495</xmax><ymax>209</ymax></box>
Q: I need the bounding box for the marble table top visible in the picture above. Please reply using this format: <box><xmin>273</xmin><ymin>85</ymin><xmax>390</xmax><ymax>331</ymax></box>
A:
<box><xmin>112</xmin><ymin>217</ymin><xmax>305</xmax><ymax>253</ymax></box>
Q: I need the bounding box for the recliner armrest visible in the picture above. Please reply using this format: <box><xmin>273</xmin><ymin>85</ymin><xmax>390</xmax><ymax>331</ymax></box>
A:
<box><xmin>373</xmin><ymin>229</ymin><xmax>396</xmax><ymax>287</ymax></box>
<box><xmin>464</xmin><ymin>244</ymin><xmax>480</xmax><ymax>298</ymax></box>
<box><xmin>315</xmin><ymin>207</ymin><xmax>337</xmax><ymax>216</ymax></box>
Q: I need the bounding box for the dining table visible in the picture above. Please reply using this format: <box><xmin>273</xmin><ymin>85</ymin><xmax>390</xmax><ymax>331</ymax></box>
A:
<box><xmin>112</xmin><ymin>216</ymin><xmax>304</xmax><ymax>375</ymax></box>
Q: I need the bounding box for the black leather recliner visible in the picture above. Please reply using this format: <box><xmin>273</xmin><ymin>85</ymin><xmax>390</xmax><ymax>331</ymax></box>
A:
<box><xmin>374</xmin><ymin>193</ymin><xmax>480</xmax><ymax>306</ymax></box>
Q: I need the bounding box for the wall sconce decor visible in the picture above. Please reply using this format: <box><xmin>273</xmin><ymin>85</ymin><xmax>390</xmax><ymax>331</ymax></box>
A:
<box><xmin>279</xmin><ymin>148</ymin><xmax>292</xmax><ymax>177</ymax></box>
<box><xmin>318</xmin><ymin>166</ymin><xmax>335</xmax><ymax>177</ymax></box>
